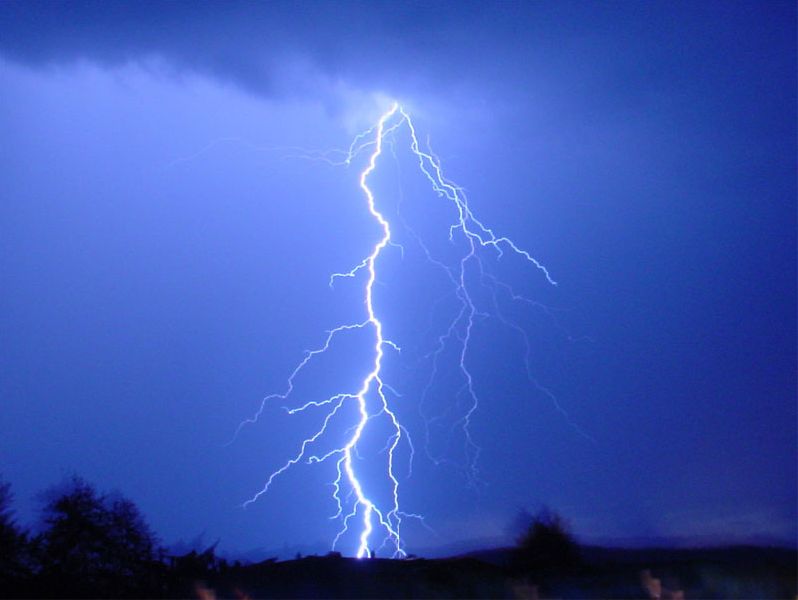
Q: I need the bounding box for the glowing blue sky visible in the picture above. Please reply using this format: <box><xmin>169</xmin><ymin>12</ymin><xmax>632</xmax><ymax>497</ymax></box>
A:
<box><xmin>0</xmin><ymin>1</ymin><xmax>795</xmax><ymax>557</ymax></box>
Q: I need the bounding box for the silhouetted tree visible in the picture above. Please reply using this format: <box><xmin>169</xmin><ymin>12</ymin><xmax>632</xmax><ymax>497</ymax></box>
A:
<box><xmin>0</xmin><ymin>478</ymin><xmax>31</xmax><ymax>590</ymax></box>
<box><xmin>35</xmin><ymin>476</ymin><xmax>163</xmax><ymax>598</ymax></box>
<box><xmin>511</xmin><ymin>507</ymin><xmax>581</xmax><ymax>577</ymax></box>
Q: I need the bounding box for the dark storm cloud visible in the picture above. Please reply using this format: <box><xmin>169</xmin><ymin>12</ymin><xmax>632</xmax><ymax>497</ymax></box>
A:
<box><xmin>0</xmin><ymin>0</ymin><xmax>516</xmax><ymax>99</ymax></box>
<box><xmin>3</xmin><ymin>1</ymin><xmax>794</xmax><ymax>119</ymax></box>
<box><xmin>0</xmin><ymin>1</ymin><xmax>723</xmax><ymax>102</ymax></box>
<box><xmin>0</xmin><ymin>1</ymin><xmax>320</xmax><ymax>95</ymax></box>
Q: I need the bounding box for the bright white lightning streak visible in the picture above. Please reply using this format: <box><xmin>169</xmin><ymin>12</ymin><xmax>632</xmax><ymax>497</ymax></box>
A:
<box><xmin>239</xmin><ymin>102</ymin><xmax>557</xmax><ymax>557</ymax></box>
<box><xmin>334</xmin><ymin>103</ymin><xmax>401</xmax><ymax>558</ymax></box>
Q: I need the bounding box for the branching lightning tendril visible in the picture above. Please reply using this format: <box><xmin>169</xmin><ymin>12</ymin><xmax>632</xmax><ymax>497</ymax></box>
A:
<box><xmin>237</xmin><ymin>103</ymin><xmax>559</xmax><ymax>558</ymax></box>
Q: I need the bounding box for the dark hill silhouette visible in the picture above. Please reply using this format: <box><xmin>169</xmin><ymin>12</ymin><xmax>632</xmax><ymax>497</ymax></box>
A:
<box><xmin>175</xmin><ymin>546</ymin><xmax>797</xmax><ymax>599</ymax></box>
<box><xmin>0</xmin><ymin>476</ymin><xmax>795</xmax><ymax>599</ymax></box>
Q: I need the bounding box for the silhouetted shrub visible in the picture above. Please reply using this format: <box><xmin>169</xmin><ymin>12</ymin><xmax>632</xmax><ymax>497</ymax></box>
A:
<box><xmin>511</xmin><ymin>507</ymin><xmax>581</xmax><ymax>577</ymax></box>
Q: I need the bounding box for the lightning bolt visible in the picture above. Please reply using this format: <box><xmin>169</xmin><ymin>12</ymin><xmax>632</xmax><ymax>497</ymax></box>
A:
<box><xmin>238</xmin><ymin>102</ymin><xmax>560</xmax><ymax>557</ymax></box>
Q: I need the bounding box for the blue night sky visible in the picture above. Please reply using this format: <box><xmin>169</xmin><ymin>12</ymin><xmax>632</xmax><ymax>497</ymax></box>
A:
<box><xmin>0</xmin><ymin>1</ymin><xmax>795</xmax><ymax>558</ymax></box>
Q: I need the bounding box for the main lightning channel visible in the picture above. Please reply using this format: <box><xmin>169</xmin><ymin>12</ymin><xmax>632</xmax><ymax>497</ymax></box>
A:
<box><xmin>337</xmin><ymin>102</ymin><xmax>402</xmax><ymax>558</ymax></box>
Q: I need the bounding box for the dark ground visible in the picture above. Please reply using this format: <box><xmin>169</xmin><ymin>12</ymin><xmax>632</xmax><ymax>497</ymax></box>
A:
<box><xmin>183</xmin><ymin>545</ymin><xmax>796</xmax><ymax>599</ymax></box>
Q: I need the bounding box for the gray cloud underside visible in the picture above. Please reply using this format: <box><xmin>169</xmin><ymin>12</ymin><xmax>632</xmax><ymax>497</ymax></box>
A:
<box><xmin>4</xmin><ymin>0</ymin><xmax>778</xmax><ymax>104</ymax></box>
<box><xmin>0</xmin><ymin>1</ymin><xmax>534</xmax><ymax>97</ymax></box>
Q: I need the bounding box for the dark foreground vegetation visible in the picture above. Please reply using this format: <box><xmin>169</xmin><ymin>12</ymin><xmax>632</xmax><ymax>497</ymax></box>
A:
<box><xmin>1</xmin><ymin>477</ymin><xmax>795</xmax><ymax>599</ymax></box>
